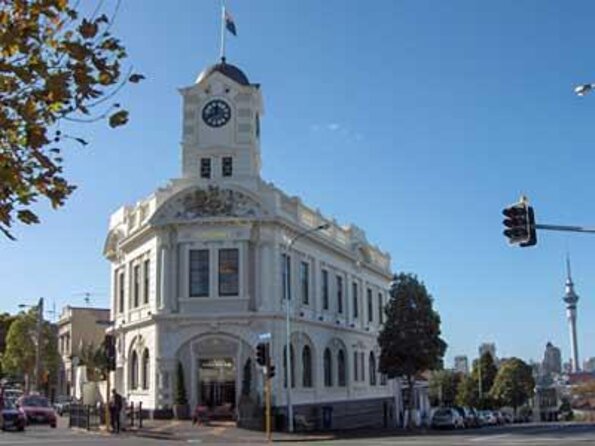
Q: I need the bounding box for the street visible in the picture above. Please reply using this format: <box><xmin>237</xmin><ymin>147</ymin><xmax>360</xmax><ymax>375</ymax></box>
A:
<box><xmin>1</xmin><ymin>422</ymin><xmax>594</xmax><ymax>445</ymax></box>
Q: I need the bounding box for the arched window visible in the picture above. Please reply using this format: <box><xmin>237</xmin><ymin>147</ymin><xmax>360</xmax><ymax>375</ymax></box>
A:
<box><xmin>302</xmin><ymin>345</ymin><xmax>312</xmax><ymax>388</ymax></box>
<box><xmin>130</xmin><ymin>351</ymin><xmax>138</xmax><ymax>389</ymax></box>
<box><xmin>142</xmin><ymin>349</ymin><xmax>150</xmax><ymax>390</ymax></box>
<box><xmin>369</xmin><ymin>351</ymin><xmax>377</xmax><ymax>386</ymax></box>
<box><xmin>283</xmin><ymin>345</ymin><xmax>295</xmax><ymax>388</ymax></box>
<box><xmin>337</xmin><ymin>349</ymin><xmax>346</xmax><ymax>387</ymax></box>
<box><xmin>323</xmin><ymin>348</ymin><xmax>332</xmax><ymax>387</ymax></box>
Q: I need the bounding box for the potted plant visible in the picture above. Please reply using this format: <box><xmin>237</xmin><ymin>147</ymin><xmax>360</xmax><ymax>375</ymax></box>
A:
<box><xmin>173</xmin><ymin>361</ymin><xmax>189</xmax><ymax>419</ymax></box>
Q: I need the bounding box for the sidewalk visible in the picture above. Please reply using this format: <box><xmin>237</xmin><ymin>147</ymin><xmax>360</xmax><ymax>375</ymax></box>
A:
<box><xmin>126</xmin><ymin>419</ymin><xmax>337</xmax><ymax>443</ymax></box>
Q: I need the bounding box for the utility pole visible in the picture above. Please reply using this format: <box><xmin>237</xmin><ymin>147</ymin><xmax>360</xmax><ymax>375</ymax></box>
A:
<box><xmin>35</xmin><ymin>297</ymin><xmax>44</xmax><ymax>393</ymax></box>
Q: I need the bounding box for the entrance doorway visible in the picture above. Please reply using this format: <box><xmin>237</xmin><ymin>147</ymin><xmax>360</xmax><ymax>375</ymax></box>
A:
<box><xmin>197</xmin><ymin>358</ymin><xmax>236</xmax><ymax>419</ymax></box>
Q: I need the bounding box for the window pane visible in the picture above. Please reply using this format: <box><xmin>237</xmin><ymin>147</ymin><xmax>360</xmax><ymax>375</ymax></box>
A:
<box><xmin>322</xmin><ymin>270</ymin><xmax>329</xmax><ymax>310</ymax></box>
<box><xmin>144</xmin><ymin>259</ymin><xmax>150</xmax><ymax>304</ymax></box>
<box><xmin>338</xmin><ymin>350</ymin><xmax>346</xmax><ymax>387</ymax></box>
<box><xmin>367</xmin><ymin>288</ymin><xmax>373</xmax><ymax>323</ymax></box>
<box><xmin>219</xmin><ymin>249</ymin><xmax>239</xmax><ymax>296</ymax></box>
<box><xmin>337</xmin><ymin>276</ymin><xmax>343</xmax><ymax>314</ymax></box>
<box><xmin>200</xmin><ymin>158</ymin><xmax>211</xmax><ymax>178</ymax></box>
<box><xmin>118</xmin><ymin>271</ymin><xmax>125</xmax><ymax>313</ymax></box>
<box><xmin>378</xmin><ymin>293</ymin><xmax>384</xmax><ymax>324</ymax></box>
<box><xmin>300</xmin><ymin>262</ymin><xmax>309</xmax><ymax>305</ymax></box>
<box><xmin>189</xmin><ymin>250</ymin><xmax>209</xmax><ymax>297</ymax></box>
<box><xmin>133</xmin><ymin>265</ymin><xmax>140</xmax><ymax>307</ymax></box>
<box><xmin>282</xmin><ymin>254</ymin><xmax>291</xmax><ymax>301</ymax></box>
<box><xmin>222</xmin><ymin>157</ymin><xmax>233</xmax><ymax>177</ymax></box>
<box><xmin>352</xmin><ymin>282</ymin><xmax>358</xmax><ymax>319</ymax></box>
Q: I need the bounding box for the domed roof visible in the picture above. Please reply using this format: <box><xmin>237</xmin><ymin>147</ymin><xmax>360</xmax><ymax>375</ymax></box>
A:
<box><xmin>196</xmin><ymin>58</ymin><xmax>250</xmax><ymax>86</ymax></box>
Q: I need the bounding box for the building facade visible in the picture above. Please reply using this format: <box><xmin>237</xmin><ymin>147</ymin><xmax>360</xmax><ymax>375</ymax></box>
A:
<box><xmin>542</xmin><ymin>342</ymin><xmax>562</xmax><ymax>376</ymax></box>
<box><xmin>104</xmin><ymin>60</ymin><xmax>398</xmax><ymax>429</ymax></box>
<box><xmin>57</xmin><ymin>306</ymin><xmax>110</xmax><ymax>397</ymax></box>
<box><xmin>454</xmin><ymin>355</ymin><xmax>469</xmax><ymax>375</ymax></box>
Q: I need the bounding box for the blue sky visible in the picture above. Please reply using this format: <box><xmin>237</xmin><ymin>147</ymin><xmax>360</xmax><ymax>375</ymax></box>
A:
<box><xmin>2</xmin><ymin>0</ymin><xmax>595</xmax><ymax>368</ymax></box>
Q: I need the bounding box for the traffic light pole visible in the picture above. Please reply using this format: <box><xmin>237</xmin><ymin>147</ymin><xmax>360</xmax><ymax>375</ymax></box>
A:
<box><xmin>535</xmin><ymin>223</ymin><xmax>595</xmax><ymax>234</ymax></box>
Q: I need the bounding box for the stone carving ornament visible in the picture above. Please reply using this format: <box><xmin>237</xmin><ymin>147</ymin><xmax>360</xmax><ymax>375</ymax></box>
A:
<box><xmin>151</xmin><ymin>186</ymin><xmax>264</xmax><ymax>225</ymax></box>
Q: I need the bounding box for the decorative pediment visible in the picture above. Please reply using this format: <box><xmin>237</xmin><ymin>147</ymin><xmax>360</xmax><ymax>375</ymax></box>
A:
<box><xmin>150</xmin><ymin>186</ymin><xmax>266</xmax><ymax>226</ymax></box>
<box><xmin>103</xmin><ymin>228</ymin><xmax>125</xmax><ymax>261</ymax></box>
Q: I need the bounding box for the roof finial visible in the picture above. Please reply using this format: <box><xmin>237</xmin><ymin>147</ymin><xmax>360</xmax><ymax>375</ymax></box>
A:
<box><xmin>566</xmin><ymin>252</ymin><xmax>573</xmax><ymax>283</ymax></box>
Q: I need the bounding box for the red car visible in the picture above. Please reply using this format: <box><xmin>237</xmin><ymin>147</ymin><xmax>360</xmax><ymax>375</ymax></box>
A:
<box><xmin>17</xmin><ymin>395</ymin><xmax>57</xmax><ymax>428</ymax></box>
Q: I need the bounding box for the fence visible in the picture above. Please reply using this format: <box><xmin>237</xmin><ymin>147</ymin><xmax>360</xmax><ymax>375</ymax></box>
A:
<box><xmin>68</xmin><ymin>404</ymin><xmax>102</xmax><ymax>430</ymax></box>
<box><xmin>69</xmin><ymin>401</ymin><xmax>144</xmax><ymax>431</ymax></box>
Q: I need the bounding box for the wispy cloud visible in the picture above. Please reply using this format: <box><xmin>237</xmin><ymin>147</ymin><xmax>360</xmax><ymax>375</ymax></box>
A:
<box><xmin>310</xmin><ymin>122</ymin><xmax>364</xmax><ymax>143</ymax></box>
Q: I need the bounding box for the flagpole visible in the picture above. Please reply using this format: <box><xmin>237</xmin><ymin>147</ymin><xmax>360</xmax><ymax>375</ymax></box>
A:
<box><xmin>220</xmin><ymin>0</ymin><xmax>226</xmax><ymax>61</ymax></box>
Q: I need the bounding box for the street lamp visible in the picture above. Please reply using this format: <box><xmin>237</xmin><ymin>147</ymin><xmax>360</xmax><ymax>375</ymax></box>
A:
<box><xmin>284</xmin><ymin>223</ymin><xmax>329</xmax><ymax>433</ymax></box>
<box><xmin>19</xmin><ymin>298</ymin><xmax>44</xmax><ymax>393</ymax></box>
<box><xmin>574</xmin><ymin>83</ymin><xmax>595</xmax><ymax>97</ymax></box>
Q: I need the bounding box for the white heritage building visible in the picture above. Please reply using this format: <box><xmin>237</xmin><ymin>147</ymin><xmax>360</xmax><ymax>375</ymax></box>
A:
<box><xmin>104</xmin><ymin>59</ymin><xmax>403</xmax><ymax>428</ymax></box>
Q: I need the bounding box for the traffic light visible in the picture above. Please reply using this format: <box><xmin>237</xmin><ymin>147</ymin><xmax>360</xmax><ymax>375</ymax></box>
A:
<box><xmin>104</xmin><ymin>334</ymin><xmax>116</xmax><ymax>371</ymax></box>
<box><xmin>267</xmin><ymin>365</ymin><xmax>276</xmax><ymax>378</ymax></box>
<box><xmin>502</xmin><ymin>199</ymin><xmax>537</xmax><ymax>247</ymax></box>
<box><xmin>256</xmin><ymin>342</ymin><xmax>267</xmax><ymax>366</ymax></box>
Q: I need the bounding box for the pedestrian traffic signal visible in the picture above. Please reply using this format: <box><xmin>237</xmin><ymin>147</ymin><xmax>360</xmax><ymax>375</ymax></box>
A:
<box><xmin>104</xmin><ymin>334</ymin><xmax>116</xmax><ymax>371</ymax></box>
<box><xmin>267</xmin><ymin>365</ymin><xmax>276</xmax><ymax>379</ymax></box>
<box><xmin>256</xmin><ymin>342</ymin><xmax>267</xmax><ymax>366</ymax></box>
<box><xmin>502</xmin><ymin>198</ymin><xmax>537</xmax><ymax>247</ymax></box>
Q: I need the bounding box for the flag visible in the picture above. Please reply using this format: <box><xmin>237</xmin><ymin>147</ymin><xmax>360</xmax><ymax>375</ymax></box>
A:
<box><xmin>224</xmin><ymin>8</ymin><xmax>237</xmax><ymax>36</ymax></box>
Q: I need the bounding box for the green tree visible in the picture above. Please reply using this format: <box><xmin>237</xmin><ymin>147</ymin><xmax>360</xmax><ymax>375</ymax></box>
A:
<box><xmin>78</xmin><ymin>341</ymin><xmax>108</xmax><ymax>381</ymax></box>
<box><xmin>175</xmin><ymin>361</ymin><xmax>187</xmax><ymax>405</ymax></box>
<box><xmin>429</xmin><ymin>369</ymin><xmax>461</xmax><ymax>407</ymax></box>
<box><xmin>378</xmin><ymin>273</ymin><xmax>447</xmax><ymax>427</ymax></box>
<box><xmin>490</xmin><ymin>357</ymin><xmax>535</xmax><ymax>416</ymax></box>
<box><xmin>456</xmin><ymin>375</ymin><xmax>479</xmax><ymax>408</ymax></box>
<box><xmin>471</xmin><ymin>352</ymin><xmax>498</xmax><ymax>397</ymax></box>
<box><xmin>3</xmin><ymin>310</ymin><xmax>59</xmax><ymax>391</ymax></box>
<box><xmin>0</xmin><ymin>0</ymin><xmax>143</xmax><ymax>239</ymax></box>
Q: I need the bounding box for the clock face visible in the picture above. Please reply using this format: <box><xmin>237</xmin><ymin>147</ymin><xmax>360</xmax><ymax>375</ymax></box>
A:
<box><xmin>202</xmin><ymin>99</ymin><xmax>231</xmax><ymax>127</ymax></box>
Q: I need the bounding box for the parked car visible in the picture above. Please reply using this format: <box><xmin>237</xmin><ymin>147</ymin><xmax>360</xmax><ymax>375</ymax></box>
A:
<box><xmin>452</xmin><ymin>406</ymin><xmax>470</xmax><ymax>428</ymax></box>
<box><xmin>431</xmin><ymin>408</ymin><xmax>465</xmax><ymax>429</ymax></box>
<box><xmin>479</xmin><ymin>410</ymin><xmax>498</xmax><ymax>426</ymax></box>
<box><xmin>53</xmin><ymin>396</ymin><xmax>72</xmax><ymax>416</ymax></box>
<box><xmin>17</xmin><ymin>395</ymin><xmax>57</xmax><ymax>428</ymax></box>
<box><xmin>0</xmin><ymin>399</ymin><xmax>26</xmax><ymax>431</ymax></box>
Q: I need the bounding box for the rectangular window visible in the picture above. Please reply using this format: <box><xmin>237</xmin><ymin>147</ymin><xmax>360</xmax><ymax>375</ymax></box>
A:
<box><xmin>300</xmin><ymin>261</ymin><xmax>309</xmax><ymax>305</ymax></box>
<box><xmin>118</xmin><ymin>270</ymin><xmax>125</xmax><ymax>313</ymax></box>
<box><xmin>133</xmin><ymin>265</ymin><xmax>140</xmax><ymax>307</ymax></box>
<box><xmin>222</xmin><ymin>157</ymin><xmax>233</xmax><ymax>177</ymax></box>
<box><xmin>143</xmin><ymin>259</ymin><xmax>150</xmax><ymax>304</ymax></box>
<box><xmin>352</xmin><ymin>282</ymin><xmax>358</xmax><ymax>319</ymax></box>
<box><xmin>189</xmin><ymin>250</ymin><xmax>210</xmax><ymax>297</ymax></box>
<box><xmin>367</xmin><ymin>288</ymin><xmax>373</xmax><ymax>323</ymax></box>
<box><xmin>321</xmin><ymin>270</ymin><xmax>329</xmax><ymax>310</ymax></box>
<box><xmin>360</xmin><ymin>352</ymin><xmax>365</xmax><ymax>381</ymax></box>
<box><xmin>378</xmin><ymin>293</ymin><xmax>384</xmax><ymax>324</ymax></box>
<box><xmin>336</xmin><ymin>276</ymin><xmax>343</xmax><ymax>314</ymax></box>
<box><xmin>200</xmin><ymin>158</ymin><xmax>211</xmax><ymax>179</ymax></box>
<box><xmin>219</xmin><ymin>248</ymin><xmax>239</xmax><ymax>296</ymax></box>
<box><xmin>354</xmin><ymin>352</ymin><xmax>359</xmax><ymax>381</ymax></box>
<box><xmin>282</xmin><ymin>253</ymin><xmax>291</xmax><ymax>301</ymax></box>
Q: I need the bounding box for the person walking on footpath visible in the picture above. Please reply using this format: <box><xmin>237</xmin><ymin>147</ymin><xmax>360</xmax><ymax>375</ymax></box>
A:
<box><xmin>110</xmin><ymin>389</ymin><xmax>123</xmax><ymax>433</ymax></box>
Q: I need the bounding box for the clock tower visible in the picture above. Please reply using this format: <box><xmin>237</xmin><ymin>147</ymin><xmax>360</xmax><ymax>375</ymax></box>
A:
<box><xmin>179</xmin><ymin>58</ymin><xmax>263</xmax><ymax>188</ymax></box>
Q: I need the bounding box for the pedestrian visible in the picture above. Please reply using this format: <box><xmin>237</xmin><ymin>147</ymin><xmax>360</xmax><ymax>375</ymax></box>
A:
<box><xmin>109</xmin><ymin>389</ymin><xmax>123</xmax><ymax>433</ymax></box>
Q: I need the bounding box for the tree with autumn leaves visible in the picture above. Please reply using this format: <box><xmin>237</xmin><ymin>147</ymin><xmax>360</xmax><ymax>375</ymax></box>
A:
<box><xmin>0</xmin><ymin>0</ymin><xmax>142</xmax><ymax>239</ymax></box>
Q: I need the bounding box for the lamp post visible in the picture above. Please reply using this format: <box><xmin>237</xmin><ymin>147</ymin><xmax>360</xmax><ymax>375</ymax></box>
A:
<box><xmin>19</xmin><ymin>298</ymin><xmax>44</xmax><ymax>393</ymax></box>
<box><xmin>575</xmin><ymin>83</ymin><xmax>595</xmax><ymax>97</ymax></box>
<box><xmin>284</xmin><ymin>223</ymin><xmax>329</xmax><ymax>433</ymax></box>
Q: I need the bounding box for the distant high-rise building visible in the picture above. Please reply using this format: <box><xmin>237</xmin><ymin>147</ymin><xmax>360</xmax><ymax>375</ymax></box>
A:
<box><xmin>563</xmin><ymin>256</ymin><xmax>581</xmax><ymax>372</ymax></box>
<box><xmin>479</xmin><ymin>343</ymin><xmax>497</xmax><ymax>361</ymax></box>
<box><xmin>454</xmin><ymin>355</ymin><xmax>469</xmax><ymax>375</ymax></box>
<box><xmin>542</xmin><ymin>342</ymin><xmax>562</xmax><ymax>375</ymax></box>
<box><xmin>583</xmin><ymin>357</ymin><xmax>595</xmax><ymax>373</ymax></box>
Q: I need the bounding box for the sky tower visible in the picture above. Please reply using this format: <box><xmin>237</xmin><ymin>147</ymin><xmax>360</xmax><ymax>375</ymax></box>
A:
<box><xmin>563</xmin><ymin>256</ymin><xmax>580</xmax><ymax>373</ymax></box>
